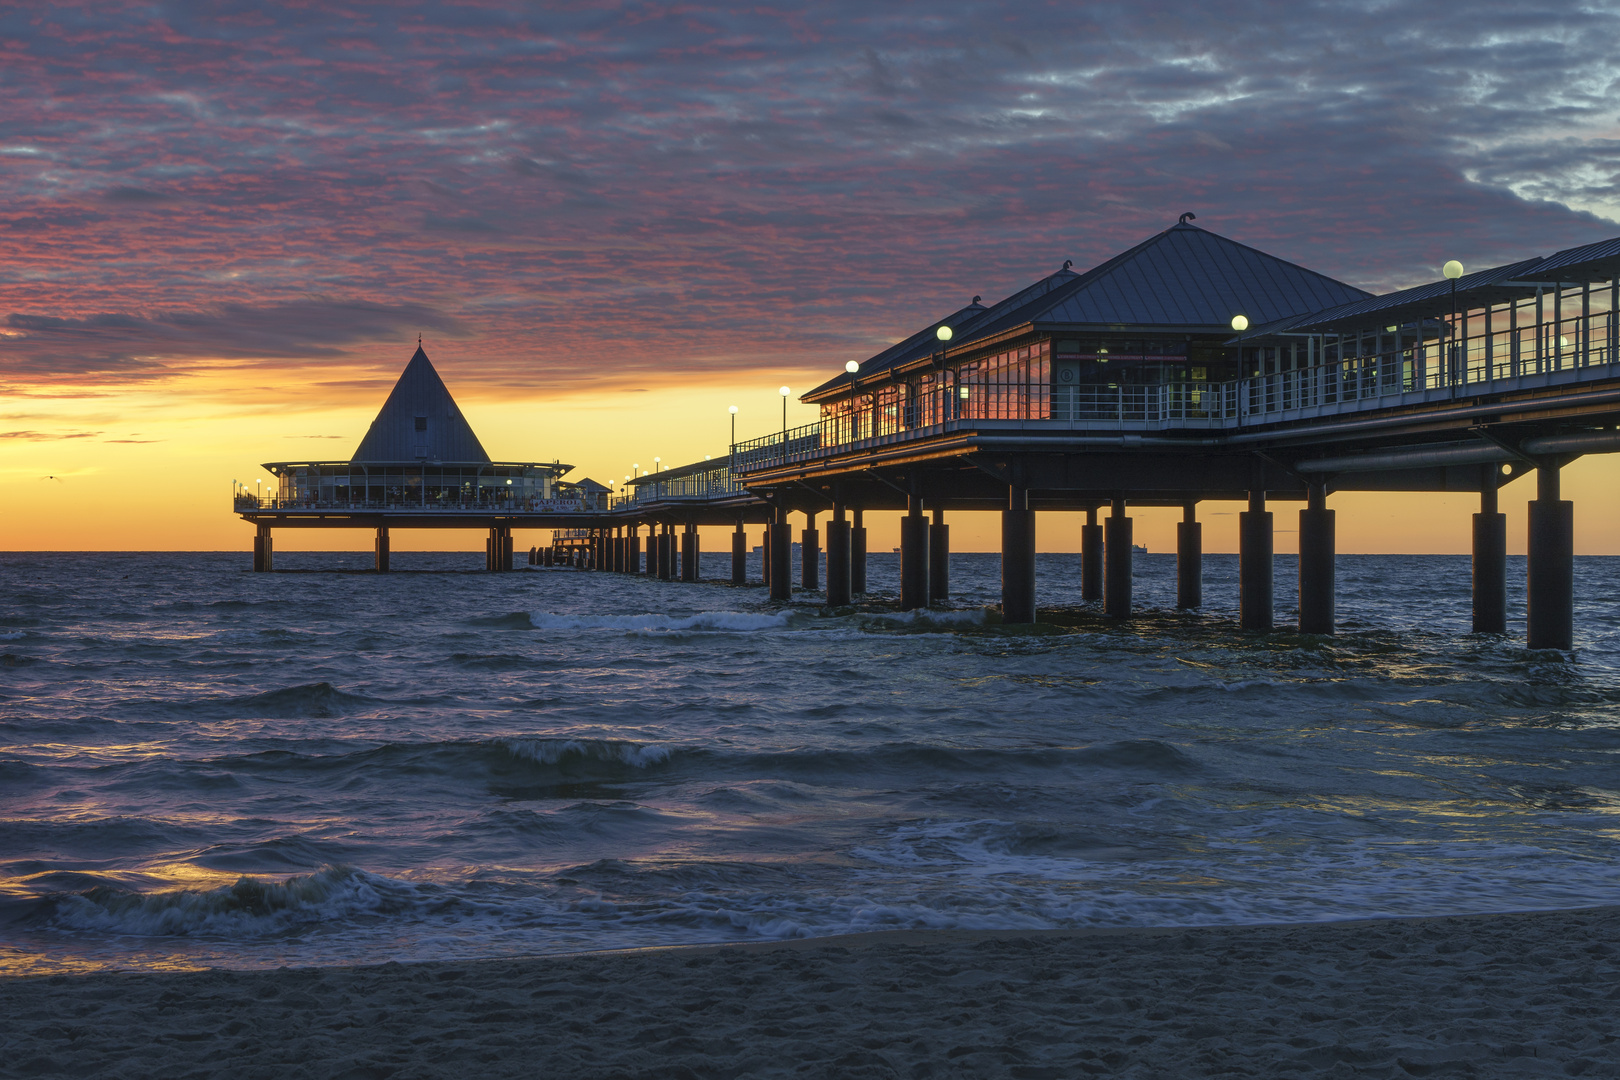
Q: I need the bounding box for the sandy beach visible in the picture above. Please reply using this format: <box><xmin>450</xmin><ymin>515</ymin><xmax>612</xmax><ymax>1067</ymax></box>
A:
<box><xmin>4</xmin><ymin>907</ymin><xmax>1619</xmax><ymax>1078</ymax></box>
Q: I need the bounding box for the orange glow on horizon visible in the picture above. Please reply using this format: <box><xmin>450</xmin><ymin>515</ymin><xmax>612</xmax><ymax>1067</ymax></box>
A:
<box><xmin>3</xmin><ymin>350</ymin><xmax>1618</xmax><ymax>557</ymax></box>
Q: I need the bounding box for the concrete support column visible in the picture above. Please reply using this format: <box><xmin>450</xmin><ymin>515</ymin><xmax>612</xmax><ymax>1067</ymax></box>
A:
<box><xmin>1081</xmin><ymin>506</ymin><xmax>1103</xmax><ymax>602</ymax></box>
<box><xmin>762</xmin><ymin>521</ymin><xmax>773</xmax><ymax>587</ymax></box>
<box><xmin>681</xmin><ymin>524</ymin><xmax>700</xmax><ymax>582</ymax></box>
<box><xmin>1527</xmin><ymin>461</ymin><xmax>1574</xmax><ymax>649</ymax></box>
<box><xmin>1298</xmin><ymin>484</ymin><xmax>1335</xmax><ymax>635</ymax></box>
<box><xmin>544</xmin><ymin>545</ymin><xmax>554</xmax><ymax>567</ymax></box>
<box><xmin>899</xmin><ymin>495</ymin><xmax>930</xmax><ymax>611</ymax></box>
<box><xmin>503</xmin><ymin>529</ymin><xmax>514</xmax><ymax>571</ymax></box>
<box><xmin>486</xmin><ymin>527</ymin><xmax>498</xmax><ymax>571</ymax></box>
<box><xmin>929</xmin><ymin>507</ymin><xmax>950</xmax><ymax>603</ymax></box>
<box><xmin>770</xmin><ymin>508</ymin><xmax>793</xmax><ymax>602</ymax></box>
<box><xmin>801</xmin><ymin>511</ymin><xmax>819</xmax><ymax>592</ymax></box>
<box><xmin>1104</xmin><ymin>499</ymin><xmax>1132</xmax><ymax>619</ymax></box>
<box><xmin>253</xmin><ymin>523</ymin><xmax>273</xmax><ymax>572</ymax></box>
<box><xmin>375</xmin><ymin>527</ymin><xmax>391</xmax><ymax>573</ymax></box>
<box><xmin>627</xmin><ymin>528</ymin><xmax>641</xmax><ymax>576</ymax></box>
<box><xmin>1176</xmin><ymin>504</ymin><xmax>1201</xmax><ymax>609</ymax></box>
<box><xmin>850</xmin><ymin>508</ymin><xmax>868</xmax><ymax>596</ymax></box>
<box><xmin>1472</xmin><ymin>471</ymin><xmax>1506</xmax><ymax>633</ymax></box>
<box><xmin>732</xmin><ymin>521</ymin><xmax>747</xmax><ymax>585</ymax></box>
<box><xmin>1239</xmin><ymin>490</ymin><xmax>1274</xmax><ymax>631</ymax></box>
<box><xmin>826</xmin><ymin>504</ymin><xmax>852</xmax><ymax>606</ymax></box>
<box><xmin>1000</xmin><ymin>487</ymin><xmax>1036</xmax><ymax>624</ymax></box>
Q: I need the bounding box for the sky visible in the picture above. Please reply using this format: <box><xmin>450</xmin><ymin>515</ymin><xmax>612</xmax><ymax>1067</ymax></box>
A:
<box><xmin>3</xmin><ymin>1</ymin><xmax>1619</xmax><ymax>554</ymax></box>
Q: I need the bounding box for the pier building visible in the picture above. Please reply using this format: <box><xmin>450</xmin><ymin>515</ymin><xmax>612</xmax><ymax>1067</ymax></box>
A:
<box><xmin>724</xmin><ymin>217</ymin><xmax>1620</xmax><ymax>649</ymax></box>
<box><xmin>236</xmin><ymin>344</ymin><xmax>591</xmax><ymax>571</ymax></box>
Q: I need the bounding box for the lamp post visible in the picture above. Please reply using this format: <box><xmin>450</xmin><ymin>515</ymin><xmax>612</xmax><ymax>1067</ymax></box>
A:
<box><xmin>779</xmin><ymin>385</ymin><xmax>790</xmax><ymax>436</ymax></box>
<box><xmin>1443</xmin><ymin>260</ymin><xmax>1464</xmax><ymax>386</ymax></box>
<box><xmin>728</xmin><ymin>405</ymin><xmax>738</xmax><ymax>449</ymax></box>
<box><xmin>654</xmin><ymin>456</ymin><xmax>661</xmax><ymax>472</ymax></box>
<box><xmin>934</xmin><ymin>326</ymin><xmax>952</xmax><ymax>418</ymax></box>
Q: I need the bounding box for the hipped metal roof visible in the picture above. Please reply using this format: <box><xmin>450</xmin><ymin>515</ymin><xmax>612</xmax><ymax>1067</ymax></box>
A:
<box><xmin>806</xmin><ymin>220</ymin><xmax>1372</xmax><ymax>402</ymax></box>
<box><xmin>352</xmin><ymin>345</ymin><xmax>493</xmax><ymax>463</ymax></box>
<box><xmin>1237</xmin><ymin>233</ymin><xmax>1620</xmax><ymax>340</ymax></box>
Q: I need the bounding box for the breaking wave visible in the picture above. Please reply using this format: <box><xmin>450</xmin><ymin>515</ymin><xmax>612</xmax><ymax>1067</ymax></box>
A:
<box><xmin>44</xmin><ymin>865</ymin><xmax>416</xmax><ymax>938</ymax></box>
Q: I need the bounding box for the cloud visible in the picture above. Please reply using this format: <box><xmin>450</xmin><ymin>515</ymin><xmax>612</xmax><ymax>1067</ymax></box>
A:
<box><xmin>0</xmin><ymin>430</ymin><xmax>101</xmax><ymax>440</ymax></box>
<box><xmin>0</xmin><ymin>1</ymin><xmax>1615</xmax><ymax>395</ymax></box>
<box><xmin>0</xmin><ymin>300</ymin><xmax>468</xmax><ymax>379</ymax></box>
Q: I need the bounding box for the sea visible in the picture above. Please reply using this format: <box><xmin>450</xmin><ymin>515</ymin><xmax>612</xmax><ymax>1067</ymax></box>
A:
<box><xmin>2</xmin><ymin>550</ymin><xmax>1619</xmax><ymax>976</ymax></box>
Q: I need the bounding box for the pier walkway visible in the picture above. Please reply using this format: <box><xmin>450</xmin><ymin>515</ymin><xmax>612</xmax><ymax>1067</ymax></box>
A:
<box><xmin>237</xmin><ymin>221</ymin><xmax>1620</xmax><ymax>648</ymax></box>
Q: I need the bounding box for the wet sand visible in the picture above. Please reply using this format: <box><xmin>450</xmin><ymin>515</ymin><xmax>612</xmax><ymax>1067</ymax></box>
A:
<box><xmin>4</xmin><ymin>907</ymin><xmax>1619</xmax><ymax>1078</ymax></box>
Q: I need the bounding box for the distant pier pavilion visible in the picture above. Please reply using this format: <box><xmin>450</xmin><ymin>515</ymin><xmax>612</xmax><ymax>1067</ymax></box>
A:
<box><xmin>236</xmin><ymin>345</ymin><xmax>600</xmax><ymax>571</ymax></box>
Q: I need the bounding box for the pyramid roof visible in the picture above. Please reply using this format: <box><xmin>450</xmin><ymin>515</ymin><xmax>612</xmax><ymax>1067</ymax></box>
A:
<box><xmin>806</xmin><ymin>220</ymin><xmax>1372</xmax><ymax>401</ymax></box>
<box><xmin>352</xmin><ymin>345</ymin><xmax>492</xmax><ymax>463</ymax></box>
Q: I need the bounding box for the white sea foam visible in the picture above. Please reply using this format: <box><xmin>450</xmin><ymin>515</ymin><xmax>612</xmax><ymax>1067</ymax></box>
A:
<box><xmin>528</xmin><ymin>610</ymin><xmax>794</xmax><ymax>633</ymax></box>
<box><xmin>0</xmin><ymin>630</ymin><xmax>27</xmax><ymax>640</ymax></box>
<box><xmin>862</xmin><ymin>608</ymin><xmax>988</xmax><ymax>628</ymax></box>
<box><xmin>501</xmin><ymin>737</ymin><xmax>675</xmax><ymax>768</ymax></box>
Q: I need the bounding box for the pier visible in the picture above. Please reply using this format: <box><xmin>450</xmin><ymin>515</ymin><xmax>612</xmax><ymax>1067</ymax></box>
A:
<box><xmin>236</xmin><ymin>219</ymin><xmax>1620</xmax><ymax>649</ymax></box>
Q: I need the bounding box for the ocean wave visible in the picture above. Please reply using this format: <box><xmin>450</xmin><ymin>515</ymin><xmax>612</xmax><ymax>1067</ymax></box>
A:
<box><xmin>530</xmin><ymin>610</ymin><xmax>796</xmax><ymax>633</ymax></box>
<box><xmin>0</xmin><ymin>630</ymin><xmax>28</xmax><ymax>641</ymax></box>
<box><xmin>216</xmin><ymin>682</ymin><xmax>379</xmax><ymax>718</ymax></box>
<box><xmin>43</xmin><ymin>864</ymin><xmax>417</xmax><ymax>938</ymax></box>
<box><xmin>502</xmin><ymin>737</ymin><xmax>676</xmax><ymax>769</ymax></box>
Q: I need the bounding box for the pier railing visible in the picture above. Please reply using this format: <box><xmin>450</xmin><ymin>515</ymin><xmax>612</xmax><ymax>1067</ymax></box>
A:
<box><xmin>733</xmin><ymin>309</ymin><xmax>1620</xmax><ymax>475</ymax></box>
<box><xmin>232</xmin><ymin>493</ymin><xmax>598</xmax><ymax>513</ymax></box>
<box><xmin>612</xmin><ymin>466</ymin><xmax>743</xmax><ymax>510</ymax></box>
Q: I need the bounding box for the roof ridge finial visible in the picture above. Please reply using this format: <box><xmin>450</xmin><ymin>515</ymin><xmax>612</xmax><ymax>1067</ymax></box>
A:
<box><xmin>1179</xmin><ymin>212</ymin><xmax>1196</xmax><ymax>225</ymax></box>
<box><xmin>1062</xmin><ymin>260</ymin><xmax>1073</xmax><ymax>271</ymax></box>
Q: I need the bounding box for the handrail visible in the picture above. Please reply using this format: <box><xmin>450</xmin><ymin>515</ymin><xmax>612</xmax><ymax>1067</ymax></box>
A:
<box><xmin>233</xmin><ymin>495</ymin><xmax>601</xmax><ymax>512</ymax></box>
<box><xmin>731</xmin><ymin>311</ymin><xmax>1620</xmax><ymax>475</ymax></box>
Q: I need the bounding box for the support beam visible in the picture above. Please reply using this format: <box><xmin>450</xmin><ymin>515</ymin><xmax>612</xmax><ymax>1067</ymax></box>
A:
<box><xmin>1527</xmin><ymin>461</ymin><xmax>1574</xmax><ymax>649</ymax></box>
<box><xmin>658</xmin><ymin>525</ymin><xmax>673</xmax><ymax>581</ymax></box>
<box><xmin>850</xmin><ymin>508</ymin><xmax>867</xmax><ymax>596</ymax></box>
<box><xmin>1104</xmin><ymin>499</ymin><xmax>1132</xmax><ymax>619</ymax></box>
<box><xmin>732</xmin><ymin>521</ymin><xmax>747</xmax><ymax>585</ymax></box>
<box><xmin>1081</xmin><ymin>506</ymin><xmax>1102</xmax><ymax>602</ymax></box>
<box><xmin>502</xmin><ymin>528</ymin><xmax>513</xmax><ymax>571</ymax></box>
<box><xmin>253</xmin><ymin>523</ymin><xmax>273</xmax><ymax>572</ymax></box>
<box><xmin>1473</xmin><ymin>469</ymin><xmax>1506</xmax><ymax>633</ymax></box>
<box><xmin>375</xmin><ymin>527</ymin><xmax>390</xmax><ymax>573</ymax></box>
<box><xmin>681</xmin><ymin>523</ymin><xmax>699</xmax><ymax>582</ymax></box>
<box><xmin>627</xmin><ymin>527</ymin><xmax>641</xmax><ymax>576</ymax></box>
<box><xmin>929</xmin><ymin>507</ymin><xmax>950</xmax><ymax>603</ymax></box>
<box><xmin>762</xmin><ymin>520</ymin><xmax>773</xmax><ymax>587</ymax></box>
<box><xmin>1239</xmin><ymin>490</ymin><xmax>1273</xmax><ymax>631</ymax></box>
<box><xmin>1298</xmin><ymin>484</ymin><xmax>1334</xmax><ymax>634</ymax></box>
<box><xmin>899</xmin><ymin>495</ymin><xmax>930</xmax><ymax>611</ymax></box>
<box><xmin>770</xmin><ymin>508</ymin><xmax>793</xmax><ymax>601</ymax></box>
<box><xmin>826</xmin><ymin>504</ymin><xmax>852</xmax><ymax>606</ymax></box>
<box><xmin>1001</xmin><ymin>486</ymin><xmax>1035</xmax><ymax>624</ymax></box>
<box><xmin>1176</xmin><ymin>504</ymin><xmax>1201</xmax><ymax>609</ymax></box>
<box><xmin>801</xmin><ymin>511</ymin><xmax>819</xmax><ymax>592</ymax></box>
